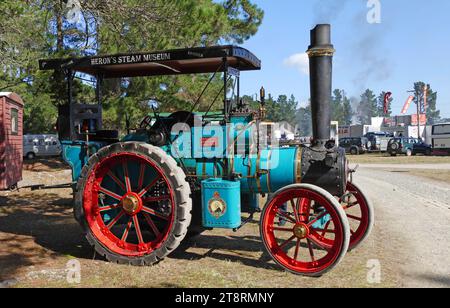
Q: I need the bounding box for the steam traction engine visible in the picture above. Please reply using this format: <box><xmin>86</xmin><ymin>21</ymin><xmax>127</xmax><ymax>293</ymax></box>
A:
<box><xmin>40</xmin><ymin>24</ymin><xmax>373</xmax><ymax>276</ymax></box>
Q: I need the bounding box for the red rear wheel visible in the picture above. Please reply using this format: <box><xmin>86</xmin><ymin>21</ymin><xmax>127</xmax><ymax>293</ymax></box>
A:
<box><xmin>260</xmin><ymin>184</ymin><xmax>350</xmax><ymax>277</ymax></box>
<box><xmin>75</xmin><ymin>142</ymin><xmax>192</xmax><ymax>265</ymax></box>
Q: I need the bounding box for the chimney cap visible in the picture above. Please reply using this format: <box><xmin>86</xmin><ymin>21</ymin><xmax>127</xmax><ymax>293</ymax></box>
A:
<box><xmin>308</xmin><ymin>24</ymin><xmax>334</xmax><ymax>52</ymax></box>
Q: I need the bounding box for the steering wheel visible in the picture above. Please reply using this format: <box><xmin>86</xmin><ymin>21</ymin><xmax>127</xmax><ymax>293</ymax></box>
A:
<box><xmin>139</xmin><ymin>115</ymin><xmax>153</xmax><ymax>129</ymax></box>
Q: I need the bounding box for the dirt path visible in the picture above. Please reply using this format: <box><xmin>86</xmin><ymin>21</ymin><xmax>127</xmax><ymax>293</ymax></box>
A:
<box><xmin>354</xmin><ymin>167</ymin><xmax>450</xmax><ymax>288</ymax></box>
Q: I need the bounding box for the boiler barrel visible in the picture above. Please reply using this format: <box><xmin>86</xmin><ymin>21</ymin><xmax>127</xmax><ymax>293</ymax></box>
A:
<box><xmin>195</xmin><ymin>145</ymin><xmax>345</xmax><ymax>196</ymax></box>
<box><xmin>195</xmin><ymin>147</ymin><xmax>301</xmax><ymax>194</ymax></box>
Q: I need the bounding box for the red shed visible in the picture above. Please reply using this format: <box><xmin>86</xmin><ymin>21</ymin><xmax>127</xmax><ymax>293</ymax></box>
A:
<box><xmin>0</xmin><ymin>92</ymin><xmax>24</xmax><ymax>190</ymax></box>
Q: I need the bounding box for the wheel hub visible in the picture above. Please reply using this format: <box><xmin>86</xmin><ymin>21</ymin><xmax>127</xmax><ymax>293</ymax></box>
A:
<box><xmin>293</xmin><ymin>223</ymin><xmax>309</xmax><ymax>239</ymax></box>
<box><xmin>121</xmin><ymin>193</ymin><xmax>142</xmax><ymax>215</ymax></box>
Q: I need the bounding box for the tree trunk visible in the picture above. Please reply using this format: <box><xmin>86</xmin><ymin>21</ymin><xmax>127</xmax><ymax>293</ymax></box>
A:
<box><xmin>55</xmin><ymin>0</ymin><xmax>64</xmax><ymax>52</ymax></box>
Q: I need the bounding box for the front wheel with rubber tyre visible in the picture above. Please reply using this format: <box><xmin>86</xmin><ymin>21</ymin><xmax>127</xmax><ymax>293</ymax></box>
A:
<box><xmin>406</xmin><ymin>149</ymin><xmax>412</xmax><ymax>157</ymax></box>
<box><xmin>350</xmin><ymin>147</ymin><xmax>359</xmax><ymax>155</ymax></box>
<box><xmin>74</xmin><ymin>142</ymin><xmax>192</xmax><ymax>266</ymax></box>
<box><xmin>260</xmin><ymin>184</ymin><xmax>350</xmax><ymax>277</ymax></box>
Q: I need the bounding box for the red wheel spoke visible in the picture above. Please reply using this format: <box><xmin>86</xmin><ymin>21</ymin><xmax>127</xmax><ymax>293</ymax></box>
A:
<box><xmin>138</xmin><ymin>175</ymin><xmax>161</xmax><ymax>197</ymax></box>
<box><xmin>294</xmin><ymin>238</ymin><xmax>301</xmax><ymax>261</ymax></box>
<box><xmin>137</xmin><ymin>163</ymin><xmax>146</xmax><ymax>191</ymax></box>
<box><xmin>307</xmin><ymin>211</ymin><xmax>328</xmax><ymax>228</ymax></box>
<box><xmin>121</xmin><ymin>218</ymin><xmax>133</xmax><ymax>241</ymax></box>
<box><xmin>279</xmin><ymin>235</ymin><xmax>296</xmax><ymax>250</ymax></box>
<box><xmin>272</xmin><ymin>227</ymin><xmax>294</xmax><ymax>232</ymax></box>
<box><xmin>106</xmin><ymin>171</ymin><xmax>126</xmax><ymax>192</ymax></box>
<box><xmin>275</xmin><ymin>210</ymin><xmax>296</xmax><ymax>224</ymax></box>
<box><xmin>308</xmin><ymin>235</ymin><xmax>331</xmax><ymax>252</ymax></box>
<box><xmin>106</xmin><ymin>210</ymin><xmax>125</xmax><ymax>229</ymax></box>
<box><xmin>132</xmin><ymin>215</ymin><xmax>144</xmax><ymax>244</ymax></box>
<box><xmin>143</xmin><ymin>213</ymin><xmax>160</xmax><ymax>237</ymax></box>
<box><xmin>99</xmin><ymin>186</ymin><xmax>123</xmax><ymax>201</ymax></box>
<box><xmin>142</xmin><ymin>195</ymin><xmax>171</xmax><ymax>203</ymax></box>
<box><xmin>123</xmin><ymin>163</ymin><xmax>132</xmax><ymax>193</ymax></box>
<box><xmin>99</xmin><ymin>203</ymin><xmax>119</xmax><ymax>212</ymax></box>
<box><xmin>291</xmin><ymin>199</ymin><xmax>299</xmax><ymax>223</ymax></box>
<box><xmin>343</xmin><ymin>201</ymin><xmax>358</xmax><ymax>210</ymax></box>
<box><xmin>300</xmin><ymin>199</ymin><xmax>312</xmax><ymax>222</ymax></box>
<box><xmin>347</xmin><ymin>214</ymin><xmax>362</xmax><ymax>221</ymax></box>
<box><xmin>312</xmin><ymin>228</ymin><xmax>335</xmax><ymax>234</ymax></box>
<box><xmin>320</xmin><ymin>221</ymin><xmax>331</xmax><ymax>237</ymax></box>
<box><xmin>307</xmin><ymin>239</ymin><xmax>316</xmax><ymax>262</ymax></box>
<box><xmin>142</xmin><ymin>206</ymin><xmax>169</xmax><ymax>221</ymax></box>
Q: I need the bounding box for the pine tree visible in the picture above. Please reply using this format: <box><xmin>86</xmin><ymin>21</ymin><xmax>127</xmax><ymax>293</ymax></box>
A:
<box><xmin>0</xmin><ymin>0</ymin><xmax>264</xmax><ymax>133</ymax></box>
<box><xmin>342</xmin><ymin>94</ymin><xmax>354</xmax><ymax>125</ymax></box>
<box><xmin>412</xmin><ymin>82</ymin><xmax>440</xmax><ymax>125</ymax></box>
<box><xmin>296</xmin><ymin>103</ymin><xmax>312</xmax><ymax>137</ymax></box>
<box><xmin>331</xmin><ymin>89</ymin><xmax>344</xmax><ymax>123</ymax></box>
<box><xmin>357</xmin><ymin>89</ymin><xmax>377</xmax><ymax>125</ymax></box>
<box><xmin>331</xmin><ymin>89</ymin><xmax>353</xmax><ymax>125</ymax></box>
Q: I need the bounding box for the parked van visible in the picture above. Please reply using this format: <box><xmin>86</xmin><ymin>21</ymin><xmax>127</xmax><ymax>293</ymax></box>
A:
<box><xmin>23</xmin><ymin>134</ymin><xmax>62</xmax><ymax>159</ymax></box>
<box><xmin>364</xmin><ymin>132</ymin><xmax>394</xmax><ymax>151</ymax></box>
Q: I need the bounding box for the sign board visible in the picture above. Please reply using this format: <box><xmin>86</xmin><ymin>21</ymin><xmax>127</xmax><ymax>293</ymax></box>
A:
<box><xmin>411</xmin><ymin>114</ymin><xmax>427</xmax><ymax>126</ymax></box>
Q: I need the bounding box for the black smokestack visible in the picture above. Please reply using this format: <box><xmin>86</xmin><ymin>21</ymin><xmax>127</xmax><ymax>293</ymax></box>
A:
<box><xmin>307</xmin><ymin>24</ymin><xmax>335</xmax><ymax>147</ymax></box>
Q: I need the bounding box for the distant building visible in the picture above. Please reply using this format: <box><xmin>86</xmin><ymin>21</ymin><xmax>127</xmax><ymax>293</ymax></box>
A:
<box><xmin>339</xmin><ymin>114</ymin><xmax>430</xmax><ymax>142</ymax></box>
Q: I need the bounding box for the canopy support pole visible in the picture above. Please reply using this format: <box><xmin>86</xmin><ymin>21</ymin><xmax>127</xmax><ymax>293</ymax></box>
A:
<box><xmin>66</xmin><ymin>69</ymin><xmax>75</xmax><ymax>141</ymax></box>
<box><xmin>96</xmin><ymin>74</ymin><xmax>104</xmax><ymax>130</ymax></box>
<box><xmin>223</xmin><ymin>57</ymin><xmax>229</xmax><ymax>122</ymax></box>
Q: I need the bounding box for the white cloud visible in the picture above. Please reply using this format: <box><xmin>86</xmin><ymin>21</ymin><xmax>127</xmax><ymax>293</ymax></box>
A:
<box><xmin>283</xmin><ymin>53</ymin><xmax>309</xmax><ymax>75</ymax></box>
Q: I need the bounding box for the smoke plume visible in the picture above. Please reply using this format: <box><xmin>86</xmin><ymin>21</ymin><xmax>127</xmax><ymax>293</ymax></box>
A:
<box><xmin>350</xmin><ymin>4</ymin><xmax>392</xmax><ymax>91</ymax></box>
<box><xmin>311</xmin><ymin>0</ymin><xmax>393</xmax><ymax>118</ymax></box>
<box><xmin>312</xmin><ymin>0</ymin><xmax>350</xmax><ymax>24</ymax></box>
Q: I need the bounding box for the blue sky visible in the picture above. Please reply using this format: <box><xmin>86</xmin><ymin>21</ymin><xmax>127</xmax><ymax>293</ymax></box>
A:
<box><xmin>239</xmin><ymin>0</ymin><xmax>450</xmax><ymax>118</ymax></box>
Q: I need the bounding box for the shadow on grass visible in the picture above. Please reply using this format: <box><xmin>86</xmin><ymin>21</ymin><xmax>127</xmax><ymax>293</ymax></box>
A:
<box><xmin>0</xmin><ymin>191</ymin><xmax>289</xmax><ymax>278</ymax></box>
<box><xmin>172</xmin><ymin>234</ymin><xmax>281</xmax><ymax>272</ymax></box>
<box><xmin>0</xmin><ymin>193</ymin><xmax>94</xmax><ymax>281</ymax></box>
<box><xmin>23</xmin><ymin>157</ymin><xmax>69</xmax><ymax>172</ymax></box>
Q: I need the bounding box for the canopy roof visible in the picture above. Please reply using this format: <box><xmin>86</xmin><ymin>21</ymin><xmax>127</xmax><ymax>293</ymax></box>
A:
<box><xmin>39</xmin><ymin>46</ymin><xmax>261</xmax><ymax>78</ymax></box>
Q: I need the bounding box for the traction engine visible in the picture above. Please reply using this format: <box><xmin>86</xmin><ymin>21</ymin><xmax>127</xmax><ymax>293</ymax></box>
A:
<box><xmin>40</xmin><ymin>24</ymin><xmax>373</xmax><ymax>276</ymax></box>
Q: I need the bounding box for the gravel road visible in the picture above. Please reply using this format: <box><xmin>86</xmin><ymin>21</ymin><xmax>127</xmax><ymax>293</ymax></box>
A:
<box><xmin>357</xmin><ymin>163</ymin><xmax>450</xmax><ymax>170</ymax></box>
<box><xmin>353</xmin><ymin>165</ymin><xmax>450</xmax><ymax>288</ymax></box>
